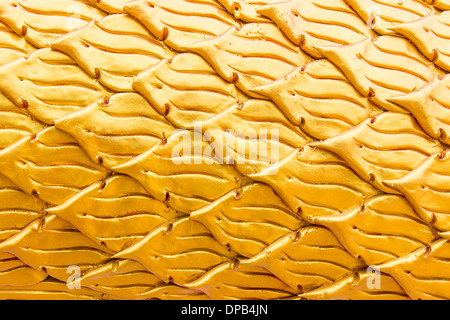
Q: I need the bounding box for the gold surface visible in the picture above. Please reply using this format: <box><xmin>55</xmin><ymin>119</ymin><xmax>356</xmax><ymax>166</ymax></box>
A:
<box><xmin>87</xmin><ymin>0</ymin><xmax>128</xmax><ymax>13</ymax></box>
<box><xmin>80</xmin><ymin>259</ymin><xmax>209</xmax><ymax>300</ymax></box>
<box><xmin>244</xmin><ymin>226</ymin><xmax>364</xmax><ymax>292</ymax></box>
<box><xmin>0</xmin><ymin>0</ymin><xmax>106</xmax><ymax>48</ymax></box>
<box><xmin>115</xmin><ymin>217</ymin><xmax>237</xmax><ymax>286</ymax></box>
<box><xmin>392</xmin><ymin>11</ymin><xmax>450</xmax><ymax>73</ymax></box>
<box><xmin>0</xmin><ymin>215</ymin><xmax>113</xmax><ymax>283</ymax></box>
<box><xmin>344</xmin><ymin>0</ymin><xmax>432</xmax><ymax>35</ymax></box>
<box><xmin>0</xmin><ymin>21</ymin><xmax>35</xmax><ymax>65</ymax></box>
<box><xmin>113</xmin><ymin>130</ymin><xmax>252</xmax><ymax>213</ymax></box>
<box><xmin>251</xmin><ymin>145</ymin><xmax>380</xmax><ymax>218</ymax></box>
<box><xmin>0</xmin><ymin>279</ymin><xmax>118</xmax><ymax>300</ymax></box>
<box><xmin>313</xmin><ymin>112</ymin><xmax>444</xmax><ymax>194</ymax></box>
<box><xmin>312</xmin><ymin>195</ymin><xmax>436</xmax><ymax>265</ymax></box>
<box><xmin>52</xmin><ymin>14</ymin><xmax>174</xmax><ymax>92</ymax></box>
<box><xmin>0</xmin><ymin>127</ymin><xmax>109</xmax><ymax>205</ymax></box>
<box><xmin>0</xmin><ymin>48</ymin><xmax>112</xmax><ymax>124</ymax></box>
<box><xmin>0</xmin><ymin>0</ymin><xmax>449</xmax><ymax>300</ymax></box>
<box><xmin>253</xmin><ymin>59</ymin><xmax>382</xmax><ymax>140</ymax></box>
<box><xmin>200</xmin><ymin>99</ymin><xmax>312</xmax><ymax>175</ymax></box>
<box><xmin>380</xmin><ymin>239</ymin><xmax>450</xmax><ymax>300</ymax></box>
<box><xmin>124</xmin><ymin>0</ymin><xmax>240</xmax><ymax>52</ymax></box>
<box><xmin>47</xmin><ymin>175</ymin><xmax>181</xmax><ymax>252</ymax></box>
<box><xmin>186</xmin><ymin>261</ymin><xmax>299</xmax><ymax>299</ymax></box>
<box><xmin>317</xmin><ymin>35</ymin><xmax>444</xmax><ymax>112</ymax></box>
<box><xmin>216</xmin><ymin>0</ymin><xmax>275</xmax><ymax>22</ymax></box>
<box><xmin>299</xmin><ymin>271</ymin><xmax>410</xmax><ymax>300</ymax></box>
<box><xmin>188</xmin><ymin>22</ymin><xmax>313</xmax><ymax>98</ymax></box>
<box><xmin>257</xmin><ymin>0</ymin><xmax>375</xmax><ymax>58</ymax></box>
<box><xmin>191</xmin><ymin>183</ymin><xmax>303</xmax><ymax>258</ymax></box>
<box><xmin>389</xmin><ymin>74</ymin><xmax>450</xmax><ymax>146</ymax></box>
<box><xmin>55</xmin><ymin>93</ymin><xmax>175</xmax><ymax>169</ymax></box>
<box><xmin>387</xmin><ymin>150</ymin><xmax>450</xmax><ymax>233</ymax></box>
<box><xmin>133</xmin><ymin>52</ymin><xmax>249</xmax><ymax>129</ymax></box>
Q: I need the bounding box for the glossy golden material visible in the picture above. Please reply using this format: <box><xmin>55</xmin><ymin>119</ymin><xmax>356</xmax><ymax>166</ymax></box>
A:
<box><xmin>299</xmin><ymin>272</ymin><xmax>410</xmax><ymax>300</ymax></box>
<box><xmin>251</xmin><ymin>145</ymin><xmax>380</xmax><ymax>218</ymax></box>
<box><xmin>0</xmin><ymin>96</ymin><xmax>44</xmax><ymax>151</ymax></box>
<box><xmin>313</xmin><ymin>195</ymin><xmax>436</xmax><ymax>265</ymax></box>
<box><xmin>428</xmin><ymin>0</ymin><xmax>450</xmax><ymax>10</ymax></box>
<box><xmin>124</xmin><ymin>0</ymin><xmax>240</xmax><ymax>52</ymax></box>
<box><xmin>380</xmin><ymin>239</ymin><xmax>450</xmax><ymax>300</ymax></box>
<box><xmin>0</xmin><ymin>215</ymin><xmax>113</xmax><ymax>283</ymax></box>
<box><xmin>317</xmin><ymin>36</ymin><xmax>444</xmax><ymax>112</ymax></box>
<box><xmin>200</xmin><ymin>99</ymin><xmax>312</xmax><ymax>175</ymax></box>
<box><xmin>389</xmin><ymin>74</ymin><xmax>450</xmax><ymax>146</ymax></box>
<box><xmin>80</xmin><ymin>259</ymin><xmax>209</xmax><ymax>300</ymax></box>
<box><xmin>52</xmin><ymin>14</ymin><xmax>174</xmax><ymax>92</ymax></box>
<box><xmin>0</xmin><ymin>21</ymin><xmax>35</xmax><ymax>65</ymax></box>
<box><xmin>133</xmin><ymin>53</ymin><xmax>249</xmax><ymax>129</ymax></box>
<box><xmin>253</xmin><ymin>59</ymin><xmax>382</xmax><ymax>140</ymax></box>
<box><xmin>187</xmin><ymin>23</ymin><xmax>313</xmax><ymax>98</ymax></box>
<box><xmin>87</xmin><ymin>0</ymin><xmax>128</xmax><ymax>13</ymax></box>
<box><xmin>55</xmin><ymin>93</ymin><xmax>175</xmax><ymax>169</ymax></box>
<box><xmin>344</xmin><ymin>0</ymin><xmax>432</xmax><ymax>35</ymax></box>
<box><xmin>0</xmin><ymin>180</ymin><xmax>46</xmax><ymax>243</ymax></box>
<box><xmin>186</xmin><ymin>261</ymin><xmax>299</xmax><ymax>299</ymax></box>
<box><xmin>191</xmin><ymin>183</ymin><xmax>303</xmax><ymax>258</ymax></box>
<box><xmin>115</xmin><ymin>217</ymin><xmax>237</xmax><ymax>286</ymax></box>
<box><xmin>114</xmin><ymin>130</ymin><xmax>252</xmax><ymax>213</ymax></box>
<box><xmin>313</xmin><ymin>112</ymin><xmax>444</xmax><ymax>194</ymax></box>
<box><xmin>0</xmin><ymin>127</ymin><xmax>109</xmax><ymax>205</ymax></box>
<box><xmin>257</xmin><ymin>0</ymin><xmax>374</xmax><ymax>58</ymax></box>
<box><xmin>387</xmin><ymin>150</ymin><xmax>450</xmax><ymax>233</ymax></box>
<box><xmin>0</xmin><ymin>0</ymin><xmax>106</xmax><ymax>48</ymax></box>
<box><xmin>0</xmin><ymin>279</ymin><xmax>118</xmax><ymax>300</ymax></box>
<box><xmin>244</xmin><ymin>226</ymin><xmax>364</xmax><ymax>292</ymax></box>
<box><xmin>216</xmin><ymin>0</ymin><xmax>275</xmax><ymax>22</ymax></box>
<box><xmin>47</xmin><ymin>175</ymin><xmax>180</xmax><ymax>252</ymax></box>
<box><xmin>392</xmin><ymin>11</ymin><xmax>450</xmax><ymax>73</ymax></box>
<box><xmin>0</xmin><ymin>254</ymin><xmax>47</xmax><ymax>287</ymax></box>
<box><xmin>0</xmin><ymin>0</ymin><xmax>450</xmax><ymax>300</ymax></box>
<box><xmin>0</xmin><ymin>49</ymin><xmax>112</xmax><ymax>124</ymax></box>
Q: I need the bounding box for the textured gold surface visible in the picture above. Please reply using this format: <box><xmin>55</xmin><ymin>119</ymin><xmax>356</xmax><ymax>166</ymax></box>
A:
<box><xmin>191</xmin><ymin>183</ymin><xmax>304</xmax><ymax>258</ymax></box>
<box><xmin>392</xmin><ymin>11</ymin><xmax>450</xmax><ymax>73</ymax></box>
<box><xmin>216</xmin><ymin>0</ymin><xmax>276</xmax><ymax>22</ymax></box>
<box><xmin>124</xmin><ymin>0</ymin><xmax>240</xmax><ymax>52</ymax></box>
<box><xmin>257</xmin><ymin>0</ymin><xmax>375</xmax><ymax>58</ymax></box>
<box><xmin>0</xmin><ymin>49</ymin><xmax>112</xmax><ymax>124</ymax></box>
<box><xmin>0</xmin><ymin>127</ymin><xmax>109</xmax><ymax>205</ymax></box>
<box><xmin>0</xmin><ymin>0</ymin><xmax>449</xmax><ymax>300</ymax></box>
<box><xmin>313</xmin><ymin>112</ymin><xmax>444</xmax><ymax>194</ymax></box>
<box><xmin>253</xmin><ymin>59</ymin><xmax>382</xmax><ymax>140</ymax></box>
<box><xmin>133</xmin><ymin>52</ymin><xmax>249</xmax><ymax>129</ymax></box>
<box><xmin>188</xmin><ymin>22</ymin><xmax>313</xmax><ymax>98</ymax></box>
<box><xmin>312</xmin><ymin>195</ymin><xmax>436</xmax><ymax>265</ymax></box>
<box><xmin>299</xmin><ymin>271</ymin><xmax>410</xmax><ymax>300</ymax></box>
<box><xmin>52</xmin><ymin>14</ymin><xmax>174</xmax><ymax>92</ymax></box>
<box><xmin>115</xmin><ymin>217</ymin><xmax>237</xmax><ymax>286</ymax></box>
<box><xmin>0</xmin><ymin>0</ymin><xmax>106</xmax><ymax>48</ymax></box>
<box><xmin>245</xmin><ymin>226</ymin><xmax>364</xmax><ymax>291</ymax></box>
<box><xmin>344</xmin><ymin>0</ymin><xmax>432</xmax><ymax>35</ymax></box>
<box><xmin>251</xmin><ymin>145</ymin><xmax>380</xmax><ymax>218</ymax></box>
<box><xmin>317</xmin><ymin>36</ymin><xmax>444</xmax><ymax>112</ymax></box>
<box><xmin>55</xmin><ymin>93</ymin><xmax>176</xmax><ymax>169</ymax></box>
